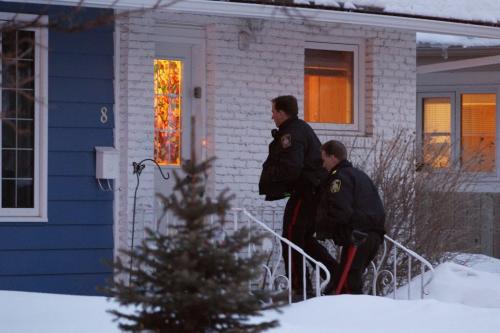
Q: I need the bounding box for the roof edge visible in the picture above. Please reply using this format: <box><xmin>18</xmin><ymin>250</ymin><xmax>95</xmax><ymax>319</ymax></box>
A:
<box><xmin>3</xmin><ymin>0</ymin><xmax>500</xmax><ymax>38</ymax></box>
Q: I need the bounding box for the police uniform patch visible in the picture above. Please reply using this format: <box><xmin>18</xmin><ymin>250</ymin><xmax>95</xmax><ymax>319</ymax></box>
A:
<box><xmin>330</xmin><ymin>179</ymin><xmax>341</xmax><ymax>193</ymax></box>
<box><xmin>281</xmin><ymin>134</ymin><xmax>292</xmax><ymax>149</ymax></box>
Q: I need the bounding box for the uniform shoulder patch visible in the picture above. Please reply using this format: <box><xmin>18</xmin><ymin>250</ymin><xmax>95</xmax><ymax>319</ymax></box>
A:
<box><xmin>280</xmin><ymin>133</ymin><xmax>292</xmax><ymax>149</ymax></box>
<box><xmin>330</xmin><ymin>179</ymin><xmax>341</xmax><ymax>193</ymax></box>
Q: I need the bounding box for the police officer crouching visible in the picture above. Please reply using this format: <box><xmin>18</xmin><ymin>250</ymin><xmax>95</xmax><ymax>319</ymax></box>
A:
<box><xmin>316</xmin><ymin>140</ymin><xmax>386</xmax><ymax>295</ymax></box>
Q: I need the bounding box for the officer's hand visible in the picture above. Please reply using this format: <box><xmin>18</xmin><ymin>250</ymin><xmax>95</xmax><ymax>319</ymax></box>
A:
<box><xmin>314</xmin><ymin>231</ymin><xmax>329</xmax><ymax>241</ymax></box>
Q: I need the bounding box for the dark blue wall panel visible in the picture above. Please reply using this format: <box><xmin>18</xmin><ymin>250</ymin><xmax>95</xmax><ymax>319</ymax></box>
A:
<box><xmin>49</xmin><ymin>152</ymin><xmax>95</xmax><ymax>176</ymax></box>
<box><xmin>48</xmin><ymin>176</ymin><xmax>114</xmax><ymax>201</ymax></box>
<box><xmin>50</xmin><ymin>30</ymin><xmax>114</xmax><ymax>55</ymax></box>
<box><xmin>49</xmin><ymin>77</ymin><xmax>114</xmax><ymax>103</ymax></box>
<box><xmin>0</xmin><ymin>4</ymin><xmax>115</xmax><ymax>295</ymax></box>
<box><xmin>48</xmin><ymin>201</ymin><xmax>113</xmax><ymax>225</ymax></box>
<box><xmin>0</xmin><ymin>225</ymin><xmax>113</xmax><ymax>250</ymax></box>
<box><xmin>50</xmin><ymin>53</ymin><xmax>114</xmax><ymax>79</ymax></box>
<box><xmin>49</xmin><ymin>103</ymin><xmax>114</xmax><ymax>129</ymax></box>
<box><xmin>0</xmin><ymin>249</ymin><xmax>113</xmax><ymax>275</ymax></box>
<box><xmin>0</xmin><ymin>273</ymin><xmax>111</xmax><ymax>295</ymax></box>
<box><xmin>49</xmin><ymin>128</ymin><xmax>114</xmax><ymax>152</ymax></box>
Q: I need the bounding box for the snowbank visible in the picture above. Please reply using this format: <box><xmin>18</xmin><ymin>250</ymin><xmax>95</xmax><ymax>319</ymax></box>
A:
<box><xmin>0</xmin><ymin>291</ymin><xmax>121</xmax><ymax>333</ymax></box>
<box><xmin>262</xmin><ymin>295</ymin><xmax>500</xmax><ymax>333</ymax></box>
<box><xmin>1</xmin><ymin>254</ymin><xmax>500</xmax><ymax>332</ymax></box>
<box><xmin>396</xmin><ymin>254</ymin><xmax>500</xmax><ymax>308</ymax></box>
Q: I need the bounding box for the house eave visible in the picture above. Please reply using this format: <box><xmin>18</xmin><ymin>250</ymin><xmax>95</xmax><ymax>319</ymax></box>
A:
<box><xmin>3</xmin><ymin>0</ymin><xmax>500</xmax><ymax>38</ymax></box>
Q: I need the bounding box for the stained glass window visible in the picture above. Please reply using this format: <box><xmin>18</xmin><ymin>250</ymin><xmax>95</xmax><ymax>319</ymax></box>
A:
<box><xmin>154</xmin><ymin>59</ymin><xmax>182</xmax><ymax>166</ymax></box>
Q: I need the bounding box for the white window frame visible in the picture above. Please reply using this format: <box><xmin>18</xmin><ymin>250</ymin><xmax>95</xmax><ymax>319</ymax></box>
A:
<box><xmin>304</xmin><ymin>39</ymin><xmax>365</xmax><ymax>134</ymax></box>
<box><xmin>0</xmin><ymin>13</ymin><xmax>48</xmax><ymax>222</ymax></box>
<box><xmin>417</xmin><ymin>86</ymin><xmax>499</xmax><ymax>180</ymax></box>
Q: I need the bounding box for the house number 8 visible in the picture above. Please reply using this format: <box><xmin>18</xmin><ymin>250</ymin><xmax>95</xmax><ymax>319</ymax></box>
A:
<box><xmin>100</xmin><ymin>107</ymin><xmax>108</xmax><ymax>124</ymax></box>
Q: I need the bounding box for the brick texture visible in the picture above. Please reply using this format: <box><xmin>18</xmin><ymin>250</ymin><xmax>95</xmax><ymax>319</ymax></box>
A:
<box><xmin>116</xmin><ymin>12</ymin><xmax>417</xmax><ymax>252</ymax></box>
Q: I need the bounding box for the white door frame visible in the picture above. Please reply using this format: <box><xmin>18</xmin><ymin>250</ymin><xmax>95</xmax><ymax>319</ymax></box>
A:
<box><xmin>154</xmin><ymin>23</ymin><xmax>207</xmax><ymax>164</ymax></box>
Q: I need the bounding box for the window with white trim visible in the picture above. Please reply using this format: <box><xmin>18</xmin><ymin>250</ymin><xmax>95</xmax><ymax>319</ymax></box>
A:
<box><xmin>0</xmin><ymin>14</ymin><xmax>48</xmax><ymax>221</ymax></box>
<box><xmin>304</xmin><ymin>41</ymin><xmax>364</xmax><ymax>132</ymax></box>
<box><xmin>417</xmin><ymin>91</ymin><xmax>497</xmax><ymax>173</ymax></box>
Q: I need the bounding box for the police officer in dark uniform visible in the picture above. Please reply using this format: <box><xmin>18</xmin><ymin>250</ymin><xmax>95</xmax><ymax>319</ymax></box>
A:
<box><xmin>316</xmin><ymin>140</ymin><xmax>385</xmax><ymax>295</ymax></box>
<box><xmin>259</xmin><ymin>95</ymin><xmax>336</xmax><ymax>298</ymax></box>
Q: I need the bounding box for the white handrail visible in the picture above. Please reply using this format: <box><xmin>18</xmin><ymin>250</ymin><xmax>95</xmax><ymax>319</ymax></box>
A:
<box><xmin>235</xmin><ymin>207</ymin><xmax>434</xmax><ymax>300</ymax></box>
<box><xmin>231</xmin><ymin>208</ymin><xmax>331</xmax><ymax>303</ymax></box>
<box><xmin>378</xmin><ymin>235</ymin><xmax>435</xmax><ymax>299</ymax></box>
<box><xmin>148</xmin><ymin>203</ymin><xmax>434</xmax><ymax>300</ymax></box>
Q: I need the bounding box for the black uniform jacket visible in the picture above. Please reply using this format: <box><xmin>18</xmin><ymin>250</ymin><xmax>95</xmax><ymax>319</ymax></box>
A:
<box><xmin>259</xmin><ymin>116</ymin><xmax>326</xmax><ymax>201</ymax></box>
<box><xmin>315</xmin><ymin>160</ymin><xmax>386</xmax><ymax>245</ymax></box>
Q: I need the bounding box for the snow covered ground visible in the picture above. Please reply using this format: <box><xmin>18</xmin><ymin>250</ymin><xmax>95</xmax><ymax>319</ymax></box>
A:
<box><xmin>1</xmin><ymin>254</ymin><xmax>500</xmax><ymax>333</ymax></box>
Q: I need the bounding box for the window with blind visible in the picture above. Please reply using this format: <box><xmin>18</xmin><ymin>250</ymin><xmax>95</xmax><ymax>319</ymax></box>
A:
<box><xmin>304</xmin><ymin>42</ymin><xmax>362</xmax><ymax>131</ymax></box>
<box><xmin>418</xmin><ymin>92</ymin><xmax>497</xmax><ymax>173</ymax></box>
<box><xmin>305</xmin><ymin>49</ymin><xmax>353</xmax><ymax>124</ymax></box>
<box><xmin>461</xmin><ymin>93</ymin><xmax>496</xmax><ymax>172</ymax></box>
<box><xmin>422</xmin><ymin>97</ymin><xmax>451</xmax><ymax>168</ymax></box>
<box><xmin>0</xmin><ymin>15</ymin><xmax>48</xmax><ymax>221</ymax></box>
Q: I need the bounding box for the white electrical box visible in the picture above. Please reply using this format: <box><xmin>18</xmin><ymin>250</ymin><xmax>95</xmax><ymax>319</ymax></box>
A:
<box><xmin>95</xmin><ymin>147</ymin><xmax>119</xmax><ymax>179</ymax></box>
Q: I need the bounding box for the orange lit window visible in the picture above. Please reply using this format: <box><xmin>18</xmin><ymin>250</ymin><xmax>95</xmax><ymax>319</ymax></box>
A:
<box><xmin>461</xmin><ymin>94</ymin><xmax>496</xmax><ymax>172</ymax></box>
<box><xmin>154</xmin><ymin>59</ymin><xmax>182</xmax><ymax>166</ymax></box>
<box><xmin>304</xmin><ymin>49</ymin><xmax>353</xmax><ymax>124</ymax></box>
<box><xmin>422</xmin><ymin>97</ymin><xmax>451</xmax><ymax>168</ymax></box>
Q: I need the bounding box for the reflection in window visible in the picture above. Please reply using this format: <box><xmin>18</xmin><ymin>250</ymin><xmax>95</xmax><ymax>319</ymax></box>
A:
<box><xmin>422</xmin><ymin>97</ymin><xmax>451</xmax><ymax>168</ymax></box>
<box><xmin>304</xmin><ymin>49</ymin><xmax>353</xmax><ymax>124</ymax></box>
<box><xmin>461</xmin><ymin>94</ymin><xmax>496</xmax><ymax>172</ymax></box>
<box><xmin>154</xmin><ymin>59</ymin><xmax>182</xmax><ymax>166</ymax></box>
<box><xmin>1</xmin><ymin>30</ymin><xmax>35</xmax><ymax>208</ymax></box>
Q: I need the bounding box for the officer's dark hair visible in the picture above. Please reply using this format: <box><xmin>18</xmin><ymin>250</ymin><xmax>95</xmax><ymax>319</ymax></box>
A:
<box><xmin>321</xmin><ymin>140</ymin><xmax>347</xmax><ymax>161</ymax></box>
<box><xmin>272</xmin><ymin>95</ymin><xmax>298</xmax><ymax>117</ymax></box>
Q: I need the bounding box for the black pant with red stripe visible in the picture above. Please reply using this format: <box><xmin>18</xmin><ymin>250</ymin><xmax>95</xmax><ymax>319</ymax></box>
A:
<box><xmin>282</xmin><ymin>193</ymin><xmax>337</xmax><ymax>294</ymax></box>
<box><xmin>327</xmin><ymin>231</ymin><xmax>382</xmax><ymax>295</ymax></box>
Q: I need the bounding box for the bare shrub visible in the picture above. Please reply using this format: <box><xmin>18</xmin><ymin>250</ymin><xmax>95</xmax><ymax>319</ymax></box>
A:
<box><xmin>355</xmin><ymin>129</ymin><xmax>486</xmax><ymax>294</ymax></box>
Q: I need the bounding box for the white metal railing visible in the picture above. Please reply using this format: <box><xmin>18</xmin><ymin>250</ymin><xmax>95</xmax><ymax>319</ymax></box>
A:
<box><xmin>231</xmin><ymin>208</ymin><xmax>331</xmax><ymax>304</ymax></box>
<box><xmin>236</xmin><ymin>207</ymin><xmax>434</xmax><ymax>300</ymax></box>
<box><xmin>137</xmin><ymin>203</ymin><xmax>434</xmax><ymax>301</ymax></box>
<box><xmin>371</xmin><ymin>235</ymin><xmax>435</xmax><ymax>299</ymax></box>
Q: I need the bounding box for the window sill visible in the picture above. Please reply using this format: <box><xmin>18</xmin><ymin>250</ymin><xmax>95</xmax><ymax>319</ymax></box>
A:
<box><xmin>0</xmin><ymin>216</ymin><xmax>48</xmax><ymax>223</ymax></box>
<box><xmin>309</xmin><ymin>123</ymin><xmax>366</xmax><ymax>137</ymax></box>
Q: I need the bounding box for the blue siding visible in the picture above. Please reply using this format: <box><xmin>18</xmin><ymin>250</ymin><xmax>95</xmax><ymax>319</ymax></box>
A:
<box><xmin>48</xmin><ymin>201</ymin><xmax>113</xmax><ymax>225</ymax></box>
<box><xmin>49</xmin><ymin>128</ymin><xmax>114</xmax><ymax>151</ymax></box>
<box><xmin>49</xmin><ymin>103</ymin><xmax>114</xmax><ymax>128</ymax></box>
<box><xmin>49</xmin><ymin>152</ymin><xmax>96</xmax><ymax>176</ymax></box>
<box><xmin>0</xmin><ymin>225</ymin><xmax>113</xmax><ymax>250</ymax></box>
<box><xmin>0</xmin><ymin>249</ymin><xmax>112</xmax><ymax>275</ymax></box>
<box><xmin>0</xmin><ymin>273</ymin><xmax>111</xmax><ymax>295</ymax></box>
<box><xmin>0</xmin><ymin>4</ymin><xmax>115</xmax><ymax>295</ymax></box>
<box><xmin>49</xmin><ymin>77</ymin><xmax>114</xmax><ymax>103</ymax></box>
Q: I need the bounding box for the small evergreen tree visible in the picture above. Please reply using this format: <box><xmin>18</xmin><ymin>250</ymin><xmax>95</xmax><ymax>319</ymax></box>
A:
<box><xmin>105</xmin><ymin>158</ymin><xmax>281</xmax><ymax>332</ymax></box>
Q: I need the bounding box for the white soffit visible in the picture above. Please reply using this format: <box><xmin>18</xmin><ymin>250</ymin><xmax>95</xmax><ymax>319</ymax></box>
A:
<box><xmin>3</xmin><ymin>0</ymin><xmax>500</xmax><ymax>38</ymax></box>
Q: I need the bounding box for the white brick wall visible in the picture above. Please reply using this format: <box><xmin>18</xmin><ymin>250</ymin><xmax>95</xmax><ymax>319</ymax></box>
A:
<box><xmin>116</xmin><ymin>11</ymin><xmax>417</xmax><ymax>252</ymax></box>
<box><xmin>117</xmin><ymin>11</ymin><xmax>156</xmax><ymax>254</ymax></box>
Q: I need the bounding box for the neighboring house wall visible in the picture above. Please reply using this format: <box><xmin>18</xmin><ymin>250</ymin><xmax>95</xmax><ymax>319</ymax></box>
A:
<box><xmin>117</xmin><ymin>11</ymin><xmax>416</xmax><ymax>253</ymax></box>
<box><xmin>0</xmin><ymin>4</ymin><xmax>114</xmax><ymax>295</ymax></box>
<box><xmin>418</xmin><ymin>69</ymin><xmax>500</xmax><ymax>257</ymax></box>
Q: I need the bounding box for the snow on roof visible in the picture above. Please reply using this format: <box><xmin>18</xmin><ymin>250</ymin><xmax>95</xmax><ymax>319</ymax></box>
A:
<box><xmin>417</xmin><ymin>33</ymin><xmax>500</xmax><ymax>48</ymax></box>
<box><xmin>293</xmin><ymin>0</ymin><xmax>500</xmax><ymax>26</ymax></box>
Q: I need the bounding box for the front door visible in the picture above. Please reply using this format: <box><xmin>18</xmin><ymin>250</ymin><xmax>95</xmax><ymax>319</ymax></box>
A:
<box><xmin>153</xmin><ymin>43</ymin><xmax>193</xmax><ymax>223</ymax></box>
